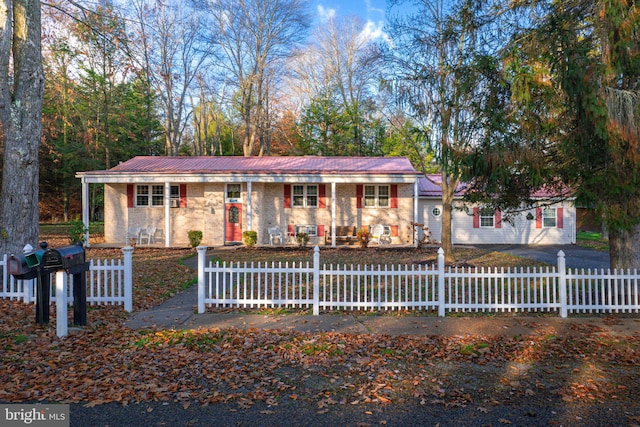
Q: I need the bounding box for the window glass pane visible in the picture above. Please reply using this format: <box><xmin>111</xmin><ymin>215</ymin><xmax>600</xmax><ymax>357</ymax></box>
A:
<box><xmin>364</xmin><ymin>186</ymin><xmax>376</xmax><ymax>196</ymax></box>
<box><xmin>543</xmin><ymin>207</ymin><xmax>556</xmax><ymax>227</ymax></box>
<box><xmin>293</xmin><ymin>185</ymin><xmax>304</xmax><ymax>195</ymax></box>
<box><xmin>228</xmin><ymin>206</ymin><xmax>239</xmax><ymax>223</ymax></box>
<box><xmin>378</xmin><ymin>186</ymin><xmax>389</xmax><ymax>207</ymax></box>
<box><xmin>136</xmin><ymin>185</ymin><xmax>149</xmax><ymax>206</ymax></box>
<box><xmin>306</xmin><ymin>185</ymin><xmax>317</xmax><ymax>207</ymax></box>
<box><xmin>152</xmin><ymin>185</ymin><xmax>164</xmax><ymax>206</ymax></box>
<box><xmin>227</xmin><ymin>184</ymin><xmax>241</xmax><ymax>199</ymax></box>
<box><xmin>293</xmin><ymin>195</ymin><xmax>304</xmax><ymax>207</ymax></box>
<box><xmin>480</xmin><ymin>207</ymin><xmax>494</xmax><ymax>227</ymax></box>
<box><xmin>170</xmin><ymin>185</ymin><xmax>179</xmax><ymax>197</ymax></box>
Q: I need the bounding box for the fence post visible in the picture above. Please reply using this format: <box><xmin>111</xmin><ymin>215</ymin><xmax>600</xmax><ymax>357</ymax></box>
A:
<box><xmin>197</xmin><ymin>246</ymin><xmax>207</xmax><ymax>314</ymax></box>
<box><xmin>558</xmin><ymin>250</ymin><xmax>567</xmax><ymax>318</ymax></box>
<box><xmin>313</xmin><ymin>245</ymin><xmax>320</xmax><ymax>315</ymax></box>
<box><xmin>56</xmin><ymin>270</ymin><xmax>67</xmax><ymax>337</ymax></box>
<box><xmin>122</xmin><ymin>246</ymin><xmax>134</xmax><ymax>312</ymax></box>
<box><xmin>438</xmin><ymin>248</ymin><xmax>446</xmax><ymax>317</ymax></box>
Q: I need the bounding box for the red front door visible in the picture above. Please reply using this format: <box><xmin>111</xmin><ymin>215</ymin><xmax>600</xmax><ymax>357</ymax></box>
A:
<box><xmin>225</xmin><ymin>203</ymin><xmax>243</xmax><ymax>242</ymax></box>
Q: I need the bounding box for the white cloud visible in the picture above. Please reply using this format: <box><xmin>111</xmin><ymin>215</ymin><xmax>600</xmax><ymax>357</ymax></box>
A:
<box><xmin>358</xmin><ymin>20</ymin><xmax>391</xmax><ymax>46</ymax></box>
<box><xmin>317</xmin><ymin>5</ymin><xmax>336</xmax><ymax>22</ymax></box>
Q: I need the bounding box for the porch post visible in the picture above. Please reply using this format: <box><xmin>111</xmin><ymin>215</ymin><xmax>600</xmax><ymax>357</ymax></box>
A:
<box><xmin>165</xmin><ymin>182</ymin><xmax>171</xmax><ymax>247</ymax></box>
<box><xmin>81</xmin><ymin>178</ymin><xmax>90</xmax><ymax>247</ymax></box>
<box><xmin>247</xmin><ymin>181</ymin><xmax>253</xmax><ymax>230</ymax></box>
<box><xmin>331</xmin><ymin>182</ymin><xmax>336</xmax><ymax>247</ymax></box>
<box><xmin>414</xmin><ymin>179</ymin><xmax>419</xmax><ymax>248</ymax></box>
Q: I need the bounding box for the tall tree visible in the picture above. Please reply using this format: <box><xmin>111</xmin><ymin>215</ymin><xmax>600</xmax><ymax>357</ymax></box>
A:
<box><xmin>205</xmin><ymin>0</ymin><xmax>309</xmax><ymax>156</ymax></box>
<box><xmin>290</xmin><ymin>15</ymin><xmax>384</xmax><ymax>156</ymax></box>
<box><xmin>129</xmin><ymin>0</ymin><xmax>212</xmax><ymax>156</ymax></box>
<box><xmin>384</xmin><ymin>0</ymin><xmax>491</xmax><ymax>261</ymax></box>
<box><xmin>470</xmin><ymin>0</ymin><xmax>640</xmax><ymax>269</ymax></box>
<box><xmin>0</xmin><ymin>0</ymin><xmax>44</xmax><ymax>254</ymax></box>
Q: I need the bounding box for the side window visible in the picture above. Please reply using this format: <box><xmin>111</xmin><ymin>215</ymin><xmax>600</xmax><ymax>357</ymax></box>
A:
<box><xmin>480</xmin><ymin>207</ymin><xmax>495</xmax><ymax>228</ymax></box>
<box><xmin>543</xmin><ymin>207</ymin><xmax>557</xmax><ymax>227</ymax></box>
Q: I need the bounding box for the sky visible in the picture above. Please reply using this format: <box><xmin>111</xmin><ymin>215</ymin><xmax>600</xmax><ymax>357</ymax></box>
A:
<box><xmin>312</xmin><ymin>0</ymin><xmax>389</xmax><ymax>42</ymax></box>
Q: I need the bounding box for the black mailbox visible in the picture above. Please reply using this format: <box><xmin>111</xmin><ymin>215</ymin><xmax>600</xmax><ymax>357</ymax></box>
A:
<box><xmin>42</xmin><ymin>243</ymin><xmax>86</xmax><ymax>271</ymax></box>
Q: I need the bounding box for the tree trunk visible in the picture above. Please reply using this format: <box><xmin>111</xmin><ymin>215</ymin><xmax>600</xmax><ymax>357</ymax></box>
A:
<box><xmin>608</xmin><ymin>225</ymin><xmax>640</xmax><ymax>270</ymax></box>
<box><xmin>0</xmin><ymin>0</ymin><xmax>44</xmax><ymax>255</ymax></box>
<box><xmin>440</xmin><ymin>172</ymin><xmax>458</xmax><ymax>263</ymax></box>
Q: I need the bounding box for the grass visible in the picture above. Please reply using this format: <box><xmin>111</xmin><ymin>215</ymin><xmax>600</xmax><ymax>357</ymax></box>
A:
<box><xmin>576</xmin><ymin>231</ymin><xmax>609</xmax><ymax>251</ymax></box>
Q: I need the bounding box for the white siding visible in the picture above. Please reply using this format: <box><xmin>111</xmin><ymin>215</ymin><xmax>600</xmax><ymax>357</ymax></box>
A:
<box><xmin>419</xmin><ymin>198</ymin><xmax>576</xmax><ymax>245</ymax></box>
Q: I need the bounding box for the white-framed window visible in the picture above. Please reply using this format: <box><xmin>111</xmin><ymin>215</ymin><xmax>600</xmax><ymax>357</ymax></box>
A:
<box><xmin>226</xmin><ymin>184</ymin><xmax>242</xmax><ymax>202</ymax></box>
<box><xmin>480</xmin><ymin>207</ymin><xmax>495</xmax><ymax>228</ymax></box>
<box><xmin>543</xmin><ymin>207</ymin><xmax>556</xmax><ymax>227</ymax></box>
<box><xmin>170</xmin><ymin>185</ymin><xmax>180</xmax><ymax>207</ymax></box>
<box><xmin>295</xmin><ymin>224</ymin><xmax>317</xmax><ymax>236</ymax></box>
<box><xmin>136</xmin><ymin>185</ymin><xmax>165</xmax><ymax>207</ymax></box>
<box><xmin>292</xmin><ymin>185</ymin><xmax>318</xmax><ymax>208</ymax></box>
<box><xmin>364</xmin><ymin>185</ymin><xmax>390</xmax><ymax>208</ymax></box>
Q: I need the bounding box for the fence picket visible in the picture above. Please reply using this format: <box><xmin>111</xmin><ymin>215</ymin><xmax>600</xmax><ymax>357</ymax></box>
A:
<box><xmin>195</xmin><ymin>246</ymin><xmax>640</xmax><ymax>317</ymax></box>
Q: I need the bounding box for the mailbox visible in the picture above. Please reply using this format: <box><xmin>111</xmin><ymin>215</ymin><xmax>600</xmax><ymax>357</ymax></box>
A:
<box><xmin>42</xmin><ymin>243</ymin><xmax>86</xmax><ymax>271</ymax></box>
<box><xmin>8</xmin><ymin>254</ymin><xmax>39</xmax><ymax>279</ymax></box>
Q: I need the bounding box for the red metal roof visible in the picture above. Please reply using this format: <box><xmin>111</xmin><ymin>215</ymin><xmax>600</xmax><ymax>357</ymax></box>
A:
<box><xmin>419</xmin><ymin>175</ymin><xmax>572</xmax><ymax>199</ymax></box>
<box><xmin>81</xmin><ymin>156</ymin><xmax>419</xmax><ymax>176</ymax></box>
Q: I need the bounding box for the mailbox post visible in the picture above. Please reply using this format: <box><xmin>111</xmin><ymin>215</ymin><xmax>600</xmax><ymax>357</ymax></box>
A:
<box><xmin>7</xmin><ymin>242</ymin><xmax>49</xmax><ymax>325</ymax></box>
<box><xmin>42</xmin><ymin>242</ymin><xmax>89</xmax><ymax>327</ymax></box>
<box><xmin>9</xmin><ymin>242</ymin><xmax>89</xmax><ymax>337</ymax></box>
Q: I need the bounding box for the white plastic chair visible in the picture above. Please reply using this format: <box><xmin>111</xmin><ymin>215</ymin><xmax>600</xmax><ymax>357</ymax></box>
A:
<box><xmin>125</xmin><ymin>227</ymin><xmax>141</xmax><ymax>245</ymax></box>
<box><xmin>370</xmin><ymin>224</ymin><xmax>391</xmax><ymax>245</ymax></box>
<box><xmin>140</xmin><ymin>227</ymin><xmax>156</xmax><ymax>244</ymax></box>
<box><xmin>268</xmin><ymin>227</ymin><xmax>283</xmax><ymax>245</ymax></box>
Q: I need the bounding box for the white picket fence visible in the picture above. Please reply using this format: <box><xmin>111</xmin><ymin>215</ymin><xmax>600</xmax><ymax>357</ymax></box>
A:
<box><xmin>196</xmin><ymin>246</ymin><xmax>640</xmax><ymax>317</ymax></box>
<box><xmin>0</xmin><ymin>247</ymin><xmax>133</xmax><ymax>312</ymax></box>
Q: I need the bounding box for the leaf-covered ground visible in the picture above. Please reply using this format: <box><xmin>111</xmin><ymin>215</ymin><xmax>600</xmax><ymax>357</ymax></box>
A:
<box><xmin>2</xmin><ymin>243</ymin><xmax>639</xmax><ymax>424</ymax></box>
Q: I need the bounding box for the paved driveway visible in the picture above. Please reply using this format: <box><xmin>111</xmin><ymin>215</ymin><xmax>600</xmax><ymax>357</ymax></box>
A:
<box><xmin>478</xmin><ymin>244</ymin><xmax>610</xmax><ymax>270</ymax></box>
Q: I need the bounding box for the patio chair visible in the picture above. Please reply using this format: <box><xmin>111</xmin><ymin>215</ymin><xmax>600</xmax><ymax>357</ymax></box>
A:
<box><xmin>139</xmin><ymin>227</ymin><xmax>157</xmax><ymax>244</ymax></box>
<box><xmin>268</xmin><ymin>227</ymin><xmax>283</xmax><ymax>245</ymax></box>
<box><xmin>370</xmin><ymin>224</ymin><xmax>391</xmax><ymax>245</ymax></box>
<box><xmin>125</xmin><ymin>227</ymin><xmax>141</xmax><ymax>245</ymax></box>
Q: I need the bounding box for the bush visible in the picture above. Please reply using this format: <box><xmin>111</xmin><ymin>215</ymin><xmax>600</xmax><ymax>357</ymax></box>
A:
<box><xmin>68</xmin><ymin>220</ymin><xmax>89</xmax><ymax>245</ymax></box>
<box><xmin>356</xmin><ymin>228</ymin><xmax>370</xmax><ymax>248</ymax></box>
<box><xmin>243</xmin><ymin>230</ymin><xmax>258</xmax><ymax>247</ymax></box>
<box><xmin>187</xmin><ymin>230</ymin><xmax>203</xmax><ymax>248</ymax></box>
<box><xmin>295</xmin><ymin>232</ymin><xmax>309</xmax><ymax>247</ymax></box>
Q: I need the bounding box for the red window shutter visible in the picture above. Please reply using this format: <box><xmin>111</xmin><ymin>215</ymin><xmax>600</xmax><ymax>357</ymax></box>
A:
<box><xmin>180</xmin><ymin>184</ymin><xmax>187</xmax><ymax>208</ymax></box>
<box><xmin>317</xmin><ymin>224</ymin><xmax>325</xmax><ymax>237</ymax></box>
<box><xmin>127</xmin><ymin>184</ymin><xmax>134</xmax><ymax>208</ymax></box>
<box><xmin>557</xmin><ymin>207</ymin><xmax>564</xmax><ymax>228</ymax></box>
<box><xmin>288</xmin><ymin>224</ymin><xmax>295</xmax><ymax>235</ymax></box>
<box><xmin>390</xmin><ymin>184</ymin><xmax>398</xmax><ymax>208</ymax></box>
<box><xmin>495</xmin><ymin>209</ymin><xmax>502</xmax><ymax>228</ymax></box>
<box><xmin>356</xmin><ymin>185</ymin><xmax>363</xmax><ymax>209</ymax></box>
<box><xmin>284</xmin><ymin>184</ymin><xmax>291</xmax><ymax>208</ymax></box>
<box><xmin>318</xmin><ymin>184</ymin><xmax>326</xmax><ymax>208</ymax></box>
<box><xmin>473</xmin><ymin>207</ymin><xmax>480</xmax><ymax>228</ymax></box>
<box><xmin>536</xmin><ymin>208</ymin><xmax>542</xmax><ymax>228</ymax></box>
<box><xmin>391</xmin><ymin>225</ymin><xmax>399</xmax><ymax>237</ymax></box>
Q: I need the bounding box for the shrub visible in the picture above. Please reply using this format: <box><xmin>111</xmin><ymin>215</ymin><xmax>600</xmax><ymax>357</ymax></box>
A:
<box><xmin>295</xmin><ymin>232</ymin><xmax>309</xmax><ymax>247</ymax></box>
<box><xmin>242</xmin><ymin>230</ymin><xmax>258</xmax><ymax>247</ymax></box>
<box><xmin>68</xmin><ymin>220</ymin><xmax>89</xmax><ymax>245</ymax></box>
<box><xmin>356</xmin><ymin>228</ymin><xmax>370</xmax><ymax>248</ymax></box>
<box><xmin>187</xmin><ymin>230</ymin><xmax>203</xmax><ymax>248</ymax></box>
